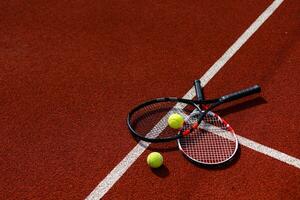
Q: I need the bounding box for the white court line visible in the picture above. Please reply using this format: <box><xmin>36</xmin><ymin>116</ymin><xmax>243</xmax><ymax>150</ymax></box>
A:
<box><xmin>237</xmin><ymin>135</ymin><xmax>300</xmax><ymax>169</ymax></box>
<box><xmin>182</xmin><ymin>120</ymin><xmax>300</xmax><ymax>169</ymax></box>
<box><xmin>85</xmin><ymin>1</ymin><xmax>290</xmax><ymax>199</ymax></box>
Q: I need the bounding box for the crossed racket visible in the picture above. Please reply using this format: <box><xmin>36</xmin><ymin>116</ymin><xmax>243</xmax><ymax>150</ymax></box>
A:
<box><xmin>127</xmin><ymin>80</ymin><xmax>261</xmax><ymax>165</ymax></box>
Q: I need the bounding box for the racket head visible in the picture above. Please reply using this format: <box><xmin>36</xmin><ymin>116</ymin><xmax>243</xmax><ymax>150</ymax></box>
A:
<box><xmin>177</xmin><ymin>110</ymin><xmax>238</xmax><ymax>165</ymax></box>
<box><xmin>127</xmin><ymin>98</ymin><xmax>202</xmax><ymax>142</ymax></box>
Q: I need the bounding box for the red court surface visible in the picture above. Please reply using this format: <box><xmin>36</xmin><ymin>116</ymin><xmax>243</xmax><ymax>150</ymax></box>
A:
<box><xmin>0</xmin><ymin>0</ymin><xmax>299</xmax><ymax>200</ymax></box>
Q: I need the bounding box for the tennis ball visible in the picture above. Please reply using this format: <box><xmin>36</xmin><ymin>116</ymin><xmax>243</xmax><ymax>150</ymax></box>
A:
<box><xmin>168</xmin><ymin>113</ymin><xmax>184</xmax><ymax>129</ymax></box>
<box><xmin>147</xmin><ymin>152</ymin><xmax>163</xmax><ymax>168</ymax></box>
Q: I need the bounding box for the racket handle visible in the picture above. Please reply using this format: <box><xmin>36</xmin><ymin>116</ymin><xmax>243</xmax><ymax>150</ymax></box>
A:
<box><xmin>221</xmin><ymin>85</ymin><xmax>261</xmax><ymax>103</ymax></box>
<box><xmin>194</xmin><ymin>80</ymin><xmax>204</xmax><ymax>101</ymax></box>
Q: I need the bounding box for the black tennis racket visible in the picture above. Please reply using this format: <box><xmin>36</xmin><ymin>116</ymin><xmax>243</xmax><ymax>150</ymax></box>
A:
<box><xmin>178</xmin><ymin>80</ymin><xmax>239</xmax><ymax>165</ymax></box>
<box><xmin>127</xmin><ymin>83</ymin><xmax>261</xmax><ymax>143</ymax></box>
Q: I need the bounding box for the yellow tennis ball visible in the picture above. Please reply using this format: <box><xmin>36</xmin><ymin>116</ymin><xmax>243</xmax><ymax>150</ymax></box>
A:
<box><xmin>147</xmin><ymin>152</ymin><xmax>163</xmax><ymax>168</ymax></box>
<box><xmin>168</xmin><ymin>113</ymin><xmax>184</xmax><ymax>129</ymax></box>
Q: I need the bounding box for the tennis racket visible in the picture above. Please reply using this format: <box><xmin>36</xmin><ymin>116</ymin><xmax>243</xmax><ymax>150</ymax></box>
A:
<box><xmin>127</xmin><ymin>83</ymin><xmax>261</xmax><ymax>143</ymax></box>
<box><xmin>177</xmin><ymin>80</ymin><xmax>238</xmax><ymax>165</ymax></box>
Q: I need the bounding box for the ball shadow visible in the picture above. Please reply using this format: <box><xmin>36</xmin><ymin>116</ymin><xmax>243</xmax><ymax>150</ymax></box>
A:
<box><xmin>150</xmin><ymin>164</ymin><xmax>170</xmax><ymax>178</ymax></box>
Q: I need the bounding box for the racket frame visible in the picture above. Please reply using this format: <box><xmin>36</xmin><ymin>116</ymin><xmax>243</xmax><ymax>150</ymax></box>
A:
<box><xmin>177</xmin><ymin>110</ymin><xmax>239</xmax><ymax>165</ymax></box>
<box><xmin>127</xmin><ymin>85</ymin><xmax>261</xmax><ymax>143</ymax></box>
<box><xmin>127</xmin><ymin>97</ymin><xmax>202</xmax><ymax>142</ymax></box>
<box><xmin>177</xmin><ymin>80</ymin><xmax>239</xmax><ymax>165</ymax></box>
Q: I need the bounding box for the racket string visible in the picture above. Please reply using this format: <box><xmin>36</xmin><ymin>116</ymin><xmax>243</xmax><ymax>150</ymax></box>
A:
<box><xmin>130</xmin><ymin>101</ymin><xmax>196</xmax><ymax>139</ymax></box>
<box><xmin>179</xmin><ymin>112</ymin><xmax>237</xmax><ymax>164</ymax></box>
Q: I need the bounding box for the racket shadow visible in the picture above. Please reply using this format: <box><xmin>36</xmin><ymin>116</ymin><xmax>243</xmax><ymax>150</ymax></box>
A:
<box><xmin>147</xmin><ymin>144</ymin><xmax>179</xmax><ymax>153</ymax></box>
<box><xmin>130</xmin><ymin>131</ymin><xmax>179</xmax><ymax>152</ymax></box>
<box><xmin>134</xmin><ymin>137</ymin><xmax>179</xmax><ymax>153</ymax></box>
<box><xmin>215</xmin><ymin>97</ymin><xmax>267</xmax><ymax>117</ymax></box>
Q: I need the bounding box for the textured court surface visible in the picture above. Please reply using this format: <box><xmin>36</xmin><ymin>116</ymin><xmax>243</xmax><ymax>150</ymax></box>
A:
<box><xmin>0</xmin><ymin>0</ymin><xmax>299</xmax><ymax>199</ymax></box>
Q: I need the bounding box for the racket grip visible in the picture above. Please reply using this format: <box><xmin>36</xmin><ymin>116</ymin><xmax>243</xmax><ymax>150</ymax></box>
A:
<box><xmin>220</xmin><ymin>85</ymin><xmax>261</xmax><ymax>103</ymax></box>
<box><xmin>194</xmin><ymin>80</ymin><xmax>204</xmax><ymax>101</ymax></box>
